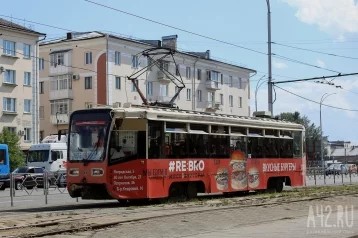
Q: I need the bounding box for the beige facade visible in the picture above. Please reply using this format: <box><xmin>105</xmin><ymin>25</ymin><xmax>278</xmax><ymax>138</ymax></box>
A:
<box><xmin>0</xmin><ymin>18</ymin><xmax>45</xmax><ymax>150</ymax></box>
<box><xmin>39</xmin><ymin>32</ymin><xmax>256</xmax><ymax>137</ymax></box>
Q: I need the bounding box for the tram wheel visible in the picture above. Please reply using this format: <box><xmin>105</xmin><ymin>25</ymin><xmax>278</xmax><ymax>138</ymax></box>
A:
<box><xmin>186</xmin><ymin>182</ymin><xmax>197</xmax><ymax>199</ymax></box>
<box><xmin>168</xmin><ymin>183</ymin><xmax>186</xmax><ymax>202</ymax></box>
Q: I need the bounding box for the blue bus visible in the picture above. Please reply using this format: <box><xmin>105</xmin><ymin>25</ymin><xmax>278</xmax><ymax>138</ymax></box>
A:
<box><xmin>0</xmin><ymin>144</ymin><xmax>9</xmax><ymax>175</ymax></box>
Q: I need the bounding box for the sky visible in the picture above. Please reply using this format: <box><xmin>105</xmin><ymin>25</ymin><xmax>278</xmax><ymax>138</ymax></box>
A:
<box><xmin>2</xmin><ymin>0</ymin><xmax>358</xmax><ymax>143</ymax></box>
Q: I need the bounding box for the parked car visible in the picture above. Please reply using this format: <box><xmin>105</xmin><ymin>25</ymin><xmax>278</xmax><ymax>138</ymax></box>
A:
<box><xmin>325</xmin><ymin>163</ymin><xmax>348</xmax><ymax>175</ymax></box>
<box><xmin>346</xmin><ymin>164</ymin><xmax>357</xmax><ymax>174</ymax></box>
<box><xmin>0</xmin><ymin>166</ymin><xmax>55</xmax><ymax>190</ymax></box>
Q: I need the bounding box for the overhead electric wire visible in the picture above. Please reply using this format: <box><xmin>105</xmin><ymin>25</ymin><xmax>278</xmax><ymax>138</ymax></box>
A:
<box><xmin>273</xmin><ymin>42</ymin><xmax>358</xmax><ymax>60</ymax></box>
<box><xmin>83</xmin><ymin>0</ymin><xmax>267</xmax><ymax>56</ymax></box>
<box><xmin>0</xmin><ymin>15</ymin><xmax>328</xmax><ymax>82</ymax></box>
<box><xmin>274</xmin><ymin>85</ymin><xmax>358</xmax><ymax>112</ymax></box>
<box><xmin>273</xmin><ymin>54</ymin><xmax>341</xmax><ymax>74</ymax></box>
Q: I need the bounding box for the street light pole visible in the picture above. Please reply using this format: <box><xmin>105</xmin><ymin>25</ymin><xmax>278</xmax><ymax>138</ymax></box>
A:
<box><xmin>266</xmin><ymin>0</ymin><xmax>273</xmax><ymax>115</ymax></box>
<box><xmin>255</xmin><ymin>75</ymin><xmax>266</xmax><ymax>112</ymax></box>
<box><xmin>320</xmin><ymin>92</ymin><xmax>336</xmax><ymax>184</ymax></box>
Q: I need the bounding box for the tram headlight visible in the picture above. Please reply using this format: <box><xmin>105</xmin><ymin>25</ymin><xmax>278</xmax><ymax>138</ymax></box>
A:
<box><xmin>69</xmin><ymin>168</ymin><xmax>79</xmax><ymax>176</ymax></box>
<box><xmin>91</xmin><ymin>168</ymin><xmax>104</xmax><ymax>176</ymax></box>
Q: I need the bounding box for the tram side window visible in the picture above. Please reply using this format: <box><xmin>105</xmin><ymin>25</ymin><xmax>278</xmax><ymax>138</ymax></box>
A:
<box><xmin>247</xmin><ymin>137</ymin><xmax>264</xmax><ymax>158</ymax></box>
<box><xmin>187</xmin><ymin>134</ymin><xmax>209</xmax><ymax>158</ymax></box>
<box><xmin>292</xmin><ymin>131</ymin><xmax>302</xmax><ymax>158</ymax></box>
<box><xmin>230</xmin><ymin>136</ymin><xmax>247</xmax><ymax>156</ymax></box>
<box><xmin>209</xmin><ymin>135</ymin><xmax>230</xmax><ymax>158</ymax></box>
<box><xmin>165</xmin><ymin>122</ymin><xmax>188</xmax><ymax>158</ymax></box>
<box><xmin>263</xmin><ymin>138</ymin><xmax>279</xmax><ymax>158</ymax></box>
<box><xmin>108</xmin><ymin>130</ymin><xmax>145</xmax><ymax>163</ymax></box>
<box><xmin>148</xmin><ymin>120</ymin><xmax>164</xmax><ymax>158</ymax></box>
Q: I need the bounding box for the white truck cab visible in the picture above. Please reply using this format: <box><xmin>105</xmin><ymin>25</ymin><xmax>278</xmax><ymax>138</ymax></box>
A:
<box><xmin>26</xmin><ymin>135</ymin><xmax>68</xmax><ymax>173</ymax></box>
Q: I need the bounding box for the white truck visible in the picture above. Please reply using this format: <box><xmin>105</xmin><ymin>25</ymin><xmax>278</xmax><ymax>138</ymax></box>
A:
<box><xmin>26</xmin><ymin>135</ymin><xmax>68</xmax><ymax>187</ymax></box>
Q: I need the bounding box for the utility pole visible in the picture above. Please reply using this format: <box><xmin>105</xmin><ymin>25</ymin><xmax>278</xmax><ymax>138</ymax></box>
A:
<box><xmin>320</xmin><ymin>92</ymin><xmax>336</xmax><ymax>184</ymax></box>
<box><xmin>266</xmin><ymin>0</ymin><xmax>273</xmax><ymax>115</ymax></box>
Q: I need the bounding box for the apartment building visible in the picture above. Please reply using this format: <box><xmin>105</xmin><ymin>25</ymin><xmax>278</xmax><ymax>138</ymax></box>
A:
<box><xmin>39</xmin><ymin>32</ymin><xmax>256</xmax><ymax>137</ymax></box>
<box><xmin>0</xmin><ymin>18</ymin><xmax>45</xmax><ymax>150</ymax></box>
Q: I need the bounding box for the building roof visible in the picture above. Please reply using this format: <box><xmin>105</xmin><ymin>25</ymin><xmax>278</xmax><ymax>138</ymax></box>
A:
<box><xmin>0</xmin><ymin>18</ymin><xmax>45</xmax><ymax>36</ymax></box>
<box><xmin>331</xmin><ymin>147</ymin><xmax>358</xmax><ymax>157</ymax></box>
<box><xmin>40</xmin><ymin>31</ymin><xmax>256</xmax><ymax>73</ymax></box>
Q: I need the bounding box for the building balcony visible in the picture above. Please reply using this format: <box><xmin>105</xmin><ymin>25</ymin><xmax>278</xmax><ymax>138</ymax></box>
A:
<box><xmin>49</xmin><ymin>65</ymin><xmax>73</xmax><ymax>76</ymax></box>
<box><xmin>50</xmin><ymin>114</ymin><xmax>69</xmax><ymax>125</ymax></box>
<box><xmin>50</xmin><ymin>89</ymin><xmax>73</xmax><ymax>100</ymax></box>
<box><xmin>206</xmin><ymin>101</ymin><xmax>221</xmax><ymax>110</ymax></box>
<box><xmin>157</xmin><ymin>71</ymin><xmax>172</xmax><ymax>83</ymax></box>
<box><xmin>206</xmin><ymin>80</ymin><xmax>221</xmax><ymax>90</ymax></box>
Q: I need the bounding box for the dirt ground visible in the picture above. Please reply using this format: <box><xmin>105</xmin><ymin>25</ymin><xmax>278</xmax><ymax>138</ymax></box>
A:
<box><xmin>1</xmin><ymin>185</ymin><xmax>358</xmax><ymax>238</ymax></box>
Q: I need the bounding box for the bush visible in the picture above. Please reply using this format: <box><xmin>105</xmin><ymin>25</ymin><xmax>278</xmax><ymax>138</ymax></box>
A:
<box><xmin>0</xmin><ymin>128</ymin><xmax>25</xmax><ymax>171</ymax></box>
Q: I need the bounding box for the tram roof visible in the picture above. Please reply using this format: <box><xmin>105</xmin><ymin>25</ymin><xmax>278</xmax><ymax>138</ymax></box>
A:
<box><xmin>86</xmin><ymin>104</ymin><xmax>305</xmax><ymax>131</ymax></box>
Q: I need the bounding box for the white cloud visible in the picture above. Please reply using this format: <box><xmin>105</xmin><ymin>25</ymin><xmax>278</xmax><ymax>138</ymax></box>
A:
<box><xmin>273</xmin><ymin>61</ymin><xmax>288</xmax><ymax>69</ymax></box>
<box><xmin>280</xmin><ymin>0</ymin><xmax>358</xmax><ymax>37</ymax></box>
<box><xmin>316</xmin><ymin>59</ymin><xmax>325</xmax><ymax>68</ymax></box>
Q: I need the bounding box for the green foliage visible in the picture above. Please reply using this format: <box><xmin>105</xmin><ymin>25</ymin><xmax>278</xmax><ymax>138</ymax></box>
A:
<box><xmin>279</xmin><ymin>111</ymin><xmax>326</xmax><ymax>140</ymax></box>
<box><xmin>0</xmin><ymin>128</ymin><xmax>25</xmax><ymax>171</ymax></box>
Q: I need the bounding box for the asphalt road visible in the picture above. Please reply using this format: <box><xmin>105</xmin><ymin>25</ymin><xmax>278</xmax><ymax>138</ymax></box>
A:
<box><xmin>0</xmin><ymin>175</ymin><xmax>357</xmax><ymax>210</ymax></box>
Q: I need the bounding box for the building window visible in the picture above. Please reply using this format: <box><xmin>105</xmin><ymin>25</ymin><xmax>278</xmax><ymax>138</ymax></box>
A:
<box><xmin>221</xmin><ymin>74</ymin><xmax>224</xmax><ymax>85</ymax></box>
<box><xmin>85</xmin><ymin>52</ymin><xmax>92</xmax><ymax>64</ymax></box>
<box><xmin>3</xmin><ymin>40</ymin><xmax>15</xmax><ymax>56</ymax></box>
<box><xmin>147</xmin><ymin>57</ymin><xmax>152</xmax><ymax>71</ymax></box>
<box><xmin>115</xmin><ymin>77</ymin><xmax>121</xmax><ymax>89</ymax></box>
<box><xmin>186</xmin><ymin>67</ymin><xmax>191</xmax><ymax>79</ymax></box>
<box><xmin>197</xmin><ymin>90</ymin><xmax>202</xmax><ymax>102</ymax></box>
<box><xmin>50</xmin><ymin>100</ymin><xmax>71</xmax><ymax>115</ymax></box>
<box><xmin>23</xmin><ymin>44</ymin><xmax>31</xmax><ymax>58</ymax></box>
<box><xmin>229</xmin><ymin>95</ymin><xmax>233</xmax><ymax>107</ymax></box>
<box><xmin>186</xmin><ymin>88</ymin><xmax>191</xmax><ymax>101</ymax></box>
<box><xmin>39</xmin><ymin>106</ymin><xmax>44</xmax><ymax>119</ymax></box>
<box><xmin>24</xmin><ymin>72</ymin><xmax>31</xmax><ymax>86</ymax></box>
<box><xmin>115</xmin><ymin>51</ymin><xmax>121</xmax><ymax>65</ymax></box>
<box><xmin>147</xmin><ymin>82</ymin><xmax>153</xmax><ymax>96</ymax></box>
<box><xmin>175</xmin><ymin>86</ymin><xmax>180</xmax><ymax>99</ymax></box>
<box><xmin>176</xmin><ymin>65</ymin><xmax>180</xmax><ymax>76</ymax></box>
<box><xmin>220</xmin><ymin>94</ymin><xmax>223</xmax><ymax>105</ymax></box>
<box><xmin>238</xmin><ymin>78</ymin><xmax>242</xmax><ymax>89</ymax></box>
<box><xmin>132</xmin><ymin>80</ymin><xmax>139</xmax><ymax>92</ymax></box>
<box><xmin>229</xmin><ymin>76</ymin><xmax>233</xmax><ymax>87</ymax></box>
<box><xmin>85</xmin><ymin>102</ymin><xmax>93</xmax><ymax>109</ymax></box>
<box><xmin>160</xmin><ymin>84</ymin><xmax>168</xmax><ymax>97</ymax></box>
<box><xmin>39</xmin><ymin>82</ymin><xmax>44</xmax><ymax>94</ymax></box>
<box><xmin>208</xmin><ymin>92</ymin><xmax>214</xmax><ymax>103</ymax></box>
<box><xmin>85</xmin><ymin>77</ymin><xmax>92</xmax><ymax>89</ymax></box>
<box><xmin>4</xmin><ymin>70</ymin><xmax>16</xmax><ymax>84</ymax></box>
<box><xmin>50</xmin><ymin>53</ymin><xmax>64</xmax><ymax>66</ymax></box>
<box><xmin>24</xmin><ymin>128</ymin><xmax>31</xmax><ymax>142</ymax></box>
<box><xmin>24</xmin><ymin>99</ymin><xmax>31</xmax><ymax>113</ymax></box>
<box><xmin>3</xmin><ymin>98</ymin><xmax>16</xmax><ymax>112</ymax></box>
<box><xmin>238</xmin><ymin>97</ymin><xmax>242</xmax><ymax>108</ymax></box>
<box><xmin>4</xmin><ymin>127</ymin><xmax>16</xmax><ymax>134</ymax></box>
<box><xmin>132</xmin><ymin>55</ymin><xmax>138</xmax><ymax>68</ymax></box>
<box><xmin>39</xmin><ymin>58</ymin><xmax>45</xmax><ymax>70</ymax></box>
<box><xmin>197</xmin><ymin>69</ymin><xmax>202</xmax><ymax>80</ymax></box>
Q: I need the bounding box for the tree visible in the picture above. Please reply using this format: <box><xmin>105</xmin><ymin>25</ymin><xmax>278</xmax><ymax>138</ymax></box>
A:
<box><xmin>0</xmin><ymin>128</ymin><xmax>25</xmax><ymax>171</ymax></box>
<box><xmin>278</xmin><ymin>111</ymin><xmax>328</xmax><ymax>162</ymax></box>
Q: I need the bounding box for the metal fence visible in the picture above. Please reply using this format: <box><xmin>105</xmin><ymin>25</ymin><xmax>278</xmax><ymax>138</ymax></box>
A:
<box><xmin>305</xmin><ymin>167</ymin><xmax>358</xmax><ymax>186</ymax></box>
<box><xmin>1</xmin><ymin>168</ymin><xmax>357</xmax><ymax>208</ymax></box>
<box><xmin>5</xmin><ymin>171</ymin><xmax>78</xmax><ymax>207</ymax></box>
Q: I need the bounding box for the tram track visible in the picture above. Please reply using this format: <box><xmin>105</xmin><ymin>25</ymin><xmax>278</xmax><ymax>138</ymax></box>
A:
<box><xmin>2</xmin><ymin>188</ymin><xmax>358</xmax><ymax>238</ymax></box>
